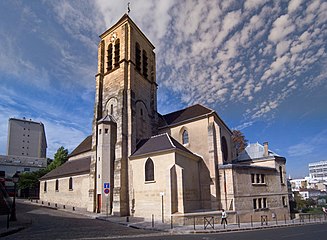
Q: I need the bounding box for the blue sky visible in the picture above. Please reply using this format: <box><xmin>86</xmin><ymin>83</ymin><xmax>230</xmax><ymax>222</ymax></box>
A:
<box><xmin>0</xmin><ymin>0</ymin><xmax>326</xmax><ymax>178</ymax></box>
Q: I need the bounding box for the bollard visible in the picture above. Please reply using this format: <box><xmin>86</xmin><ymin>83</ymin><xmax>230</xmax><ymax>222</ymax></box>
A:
<box><xmin>152</xmin><ymin>214</ymin><xmax>154</xmax><ymax>228</ymax></box>
<box><xmin>42</xmin><ymin>201</ymin><xmax>44</xmax><ymax>204</ymax></box>
<box><xmin>275</xmin><ymin>214</ymin><xmax>278</xmax><ymax>225</ymax></box>
<box><xmin>251</xmin><ymin>215</ymin><xmax>253</xmax><ymax>227</ymax></box>
<box><xmin>193</xmin><ymin>216</ymin><xmax>196</xmax><ymax>230</ymax></box>
<box><xmin>7</xmin><ymin>213</ymin><xmax>9</xmax><ymax>229</ymax></box>
<box><xmin>126</xmin><ymin>216</ymin><xmax>129</xmax><ymax>222</ymax></box>
<box><xmin>238</xmin><ymin>215</ymin><xmax>240</xmax><ymax>228</ymax></box>
<box><xmin>284</xmin><ymin>214</ymin><xmax>286</xmax><ymax>224</ymax></box>
<box><xmin>170</xmin><ymin>215</ymin><xmax>173</xmax><ymax>229</ymax></box>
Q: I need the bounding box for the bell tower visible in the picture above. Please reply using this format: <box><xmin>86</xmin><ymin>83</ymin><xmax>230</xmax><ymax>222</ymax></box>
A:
<box><xmin>88</xmin><ymin>14</ymin><xmax>157</xmax><ymax>215</ymax></box>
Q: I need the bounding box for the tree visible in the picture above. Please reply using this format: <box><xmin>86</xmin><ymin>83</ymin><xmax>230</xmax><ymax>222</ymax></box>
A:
<box><xmin>232</xmin><ymin>130</ymin><xmax>248</xmax><ymax>155</ymax></box>
<box><xmin>18</xmin><ymin>146</ymin><xmax>69</xmax><ymax>190</ymax></box>
<box><xmin>48</xmin><ymin>146</ymin><xmax>68</xmax><ymax>171</ymax></box>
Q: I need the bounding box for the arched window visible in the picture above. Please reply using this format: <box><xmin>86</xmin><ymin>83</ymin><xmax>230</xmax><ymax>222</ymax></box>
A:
<box><xmin>55</xmin><ymin>179</ymin><xmax>59</xmax><ymax>191</ymax></box>
<box><xmin>44</xmin><ymin>181</ymin><xmax>47</xmax><ymax>192</ymax></box>
<box><xmin>135</xmin><ymin>42</ymin><xmax>141</xmax><ymax>72</ymax></box>
<box><xmin>114</xmin><ymin>39</ymin><xmax>120</xmax><ymax>67</ymax></box>
<box><xmin>110</xmin><ymin>104</ymin><xmax>114</xmax><ymax>115</ymax></box>
<box><xmin>182</xmin><ymin>130</ymin><xmax>189</xmax><ymax>145</ymax></box>
<box><xmin>221</xmin><ymin>136</ymin><xmax>228</xmax><ymax>162</ymax></box>
<box><xmin>69</xmin><ymin>177</ymin><xmax>73</xmax><ymax>190</ymax></box>
<box><xmin>145</xmin><ymin>158</ymin><xmax>154</xmax><ymax>181</ymax></box>
<box><xmin>107</xmin><ymin>43</ymin><xmax>113</xmax><ymax>71</ymax></box>
<box><xmin>142</xmin><ymin>50</ymin><xmax>148</xmax><ymax>78</ymax></box>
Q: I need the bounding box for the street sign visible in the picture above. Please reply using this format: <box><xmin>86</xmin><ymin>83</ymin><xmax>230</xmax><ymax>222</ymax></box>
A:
<box><xmin>104</xmin><ymin>182</ymin><xmax>110</xmax><ymax>189</ymax></box>
<box><xmin>104</xmin><ymin>188</ymin><xmax>110</xmax><ymax>195</ymax></box>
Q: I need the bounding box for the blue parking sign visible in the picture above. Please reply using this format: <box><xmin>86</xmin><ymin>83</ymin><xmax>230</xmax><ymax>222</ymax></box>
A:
<box><xmin>104</xmin><ymin>182</ymin><xmax>110</xmax><ymax>189</ymax></box>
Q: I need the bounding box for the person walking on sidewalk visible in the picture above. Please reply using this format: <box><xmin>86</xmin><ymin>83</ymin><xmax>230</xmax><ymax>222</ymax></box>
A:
<box><xmin>221</xmin><ymin>209</ymin><xmax>227</xmax><ymax>226</ymax></box>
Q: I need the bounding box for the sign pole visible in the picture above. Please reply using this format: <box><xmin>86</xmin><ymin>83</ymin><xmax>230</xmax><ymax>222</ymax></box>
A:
<box><xmin>106</xmin><ymin>195</ymin><xmax>109</xmax><ymax>218</ymax></box>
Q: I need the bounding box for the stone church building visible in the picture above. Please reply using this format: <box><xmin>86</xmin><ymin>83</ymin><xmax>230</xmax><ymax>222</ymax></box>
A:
<box><xmin>40</xmin><ymin>14</ymin><xmax>289</xmax><ymax>222</ymax></box>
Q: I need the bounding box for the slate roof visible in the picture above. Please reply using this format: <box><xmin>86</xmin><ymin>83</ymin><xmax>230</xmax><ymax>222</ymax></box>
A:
<box><xmin>219</xmin><ymin>163</ymin><xmax>277</xmax><ymax>171</ymax></box>
<box><xmin>131</xmin><ymin>133</ymin><xmax>196</xmax><ymax>158</ymax></box>
<box><xmin>68</xmin><ymin>135</ymin><xmax>92</xmax><ymax>157</ymax></box>
<box><xmin>237</xmin><ymin>142</ymin><xmax>282</xmax><ymax>161</ymax></box>
<box><xmin>98</xmin><ymin>115</ymin><xmax>116</xmax><ymax>124</ymax></box>
<box><xmin>159</xmin><ymin>104</ymin><xmax>213</xmax><ymax>128</ymax></box>
<box><xmin>40</xmin><ymin>157</ymin><xmax>91</xmax><ymax>180</ymax></box>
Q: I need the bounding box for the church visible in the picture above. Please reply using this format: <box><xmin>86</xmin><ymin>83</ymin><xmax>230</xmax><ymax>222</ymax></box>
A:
<box><xmin>39</xmin><ymin>14</ymin><xmax>289</xmax><ymax>223</ymax></box>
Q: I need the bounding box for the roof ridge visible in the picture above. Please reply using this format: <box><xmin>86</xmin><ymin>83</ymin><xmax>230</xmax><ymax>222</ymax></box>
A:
<box><xmin>166</xmin><ymin>133</ymin><xmax>176</xmax><ymax>148</ymax></box>
<box><xmin>150</xmin><ymin>133</ymin><xmax>167</xmax><ymax>139</ymax></box>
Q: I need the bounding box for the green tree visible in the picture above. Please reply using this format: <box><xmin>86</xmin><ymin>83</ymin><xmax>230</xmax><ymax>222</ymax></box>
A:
<box><xmin>232</xmin><ymin>130</ymin><xmax>248</xmax><ymax>155</ymax></box>
<box><xmin>18</xmin><ymin>146</ymin><xmax>68</xmax><ymax>190</ymax></box>
<box><xmin>48</xmin><ymin>146</ymin><xmax>68</xmax><ymax>171</ymax></box>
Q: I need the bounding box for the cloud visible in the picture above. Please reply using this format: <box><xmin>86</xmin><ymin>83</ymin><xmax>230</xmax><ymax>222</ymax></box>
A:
<box><xmin>288</xmin><ymin>0</ymin><xmax>303</xmax><ymax>14</ymax></box>
<box><xmin>268</xmin><ymin>14</ymin><xmax>295</xmax><ymax>43</ymax></box>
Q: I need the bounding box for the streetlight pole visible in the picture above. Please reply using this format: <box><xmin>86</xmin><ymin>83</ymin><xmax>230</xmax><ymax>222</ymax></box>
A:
<box><xmin>10</xmin><ymin>172</ymin><xmax>19</xmax><ymax>221</ymax></box>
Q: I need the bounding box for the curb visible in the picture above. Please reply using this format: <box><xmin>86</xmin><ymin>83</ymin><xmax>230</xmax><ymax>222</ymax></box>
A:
<box><xmin>0</xmin><ymin>226</ymin><xmax>25</xmax><ymax>238</ymax></box>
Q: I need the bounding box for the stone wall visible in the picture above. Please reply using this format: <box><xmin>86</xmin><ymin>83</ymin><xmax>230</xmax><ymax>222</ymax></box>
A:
<box><xmin>40</xmin><ymin>174</ymin><xmax>89</xmax><ymax>209</ymax></box>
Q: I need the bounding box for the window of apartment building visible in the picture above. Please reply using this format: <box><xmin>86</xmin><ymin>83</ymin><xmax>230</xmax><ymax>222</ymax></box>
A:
<box><xmin>263</xmin><ymin>198</ymin><xmax>267</xmax><ymax>208</ymax></box>
<box><xmin>145</xmin><ymin>158</ymin><xmax>154</xmax><ymax>182</ymax></box>
<box><xmin>24</xmin><ymin>168</ymin><xmax>30</xmax><ymax>172</ymax></box>
<box><xmin>282</xmin><ymin>196</ymin><xmax>287</xmax><ymax>207</ymax></box>
<box><xmin>69</xmin><ymin>177</ymin><xmax>73</xmax><ymax>191</ymax></box>
<box><xmin>251</xmin><ymin>173</ymin><xmax>266</xmax><ymax>184</ymax></box>
<box><xmin>99</xmin><ymin>129</ymin><xmax>102</xmax><ymax>134</ymax></box>
<box><xmin>253</xmin><ymin>198</ymin><xmax>268</xmax><ymax>210</ymax></box>
<box><xmin>55</xmin><ymin>179</ymin><xmax>59</xmax><ymax>191</ymax></box>
<box><xmin>261</xmin><ymin>174</ymin><xmax>265</xmax><ymax>183</ymax></box>
<box><xmin>44</xmin><ymin>181</ymin><xmax>47</xmax><ymax>192</ymax></box>
<box><xmin>105</xmin><ymin>128</ymin><xmax>108</xmax><ymax>134</ymax></box>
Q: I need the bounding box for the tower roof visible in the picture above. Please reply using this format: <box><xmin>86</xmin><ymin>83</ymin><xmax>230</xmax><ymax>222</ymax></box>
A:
<box><xmin>97</xmin><ymin>115</ymin><xmax>116</xmax><ymax>124</ymax></box>
<box><xmin>99</xmin><ymin>14</ymin><xmax>155</xmax><ymax>49</ymax></box>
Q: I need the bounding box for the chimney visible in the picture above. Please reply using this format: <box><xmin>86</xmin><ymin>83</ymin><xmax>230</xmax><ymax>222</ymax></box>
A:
<box><xmin>263</xmin><ymin>142</ymin><xmax>268</xmax><ymax>157</ymax></box>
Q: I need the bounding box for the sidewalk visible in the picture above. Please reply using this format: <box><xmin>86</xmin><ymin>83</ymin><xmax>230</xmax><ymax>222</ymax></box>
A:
<box><xmin>0</xmin><ymin>199</ymin><xmax>32</xmax><ymax>237</ymax></box>
<box><xmin>2</xmin><ymin>199</ymin><xmax>327</xmax><ymax>237</ymax></box>
<box><xmin>97</xmin><ymin>214</ymin><xmax>327</xmax><ymax>234</ymax></box>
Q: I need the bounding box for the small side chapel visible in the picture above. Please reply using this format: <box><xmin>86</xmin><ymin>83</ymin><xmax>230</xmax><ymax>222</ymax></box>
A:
<box><xmin>40</xmin><ymin>14</ymin><xmax>289</xmax><ymax>222</ymax></box>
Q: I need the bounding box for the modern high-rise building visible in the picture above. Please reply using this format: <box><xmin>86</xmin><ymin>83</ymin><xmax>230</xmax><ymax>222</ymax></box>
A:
<box><xmin>309</xmin><ymin>160</ymin><xmax>327</xmax><ymax>180</ymax></box>
<box><xmin>6</xmin><ymin>118</ymin><xmax>47</xmax><ymax>158</ymax></box>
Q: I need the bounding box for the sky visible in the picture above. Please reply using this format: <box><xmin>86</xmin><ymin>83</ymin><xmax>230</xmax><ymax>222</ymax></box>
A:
<box><xmin>0</xmin><ymin>0</ymin><xmax>326</xmax><ymax>178</ymax></box>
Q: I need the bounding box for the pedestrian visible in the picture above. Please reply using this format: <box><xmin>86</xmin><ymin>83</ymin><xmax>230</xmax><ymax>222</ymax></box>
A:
<box><xmin>322</xmin><ymin>207</ymin><xmax>327</xmax><ymax>215</ymax></box>
<box><xmin>221</xmin><ymin>209</ymin><xmax>227</xmax><ymax>226</ymax></box>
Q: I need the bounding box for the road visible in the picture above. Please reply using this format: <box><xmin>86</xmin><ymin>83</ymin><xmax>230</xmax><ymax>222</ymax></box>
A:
<box><xmin>3</xmin><ymin>202</ymin><xmax>327</xmax><ymax>240</ymax></box>
<box><xmin>2</xmin><ymin>202</ymin><xmax>162</xmax><ymax>240</ymax></box>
